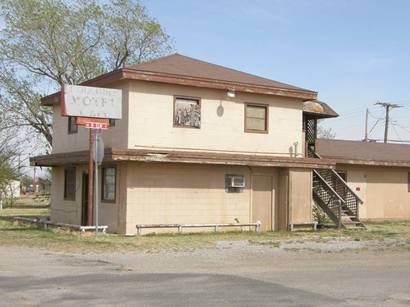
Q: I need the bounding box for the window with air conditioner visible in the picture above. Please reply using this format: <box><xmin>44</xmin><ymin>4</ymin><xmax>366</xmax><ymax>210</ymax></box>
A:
<box><xmin>225</xmin><ymin>174</ymin><xmax>245</xmax><ymax>193</ymax></box>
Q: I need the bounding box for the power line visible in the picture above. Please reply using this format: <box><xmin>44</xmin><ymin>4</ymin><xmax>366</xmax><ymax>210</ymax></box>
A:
<box><xmin>392</xmin><ymin>124</ymin><xmax>402</xmax><ymax>141</ymax></box>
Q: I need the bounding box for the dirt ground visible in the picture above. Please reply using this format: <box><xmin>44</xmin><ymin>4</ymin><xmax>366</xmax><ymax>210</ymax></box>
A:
<box><xmin>1</xmin><ymin>240</ymin><xmax>410</xmax><ymax>306</ymax></box>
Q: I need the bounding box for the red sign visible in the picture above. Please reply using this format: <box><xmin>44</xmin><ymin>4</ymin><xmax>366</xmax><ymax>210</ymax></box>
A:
<box><xmin>85</xmin><ymin>122</ymin><xmax>109</xmax><ymax>130</ymax></box>
<box><xmin>76</xmin><ymin>117</ymin><xmax>109</xmax><ymax>126</ymax></box>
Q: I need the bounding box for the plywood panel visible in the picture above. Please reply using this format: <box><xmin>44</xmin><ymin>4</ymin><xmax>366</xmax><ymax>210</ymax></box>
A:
<box><xmin>252</xmin><ymin>175</ymin><xmax>273</xmax><ymax>231</ymax></box>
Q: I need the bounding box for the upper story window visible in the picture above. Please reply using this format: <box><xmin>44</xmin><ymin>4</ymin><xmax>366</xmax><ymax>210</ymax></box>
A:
<box><xmin>173</xmin><ymin>96</ymin><xmax>201</xmax><ymax>128</ymax></box>
<box><xmin>68</xmin><ymin>116</ymin><xmax>78</xmax><ymax>134</ymax></box>
<box><xmin>64</xmin><ymin>167</ymin><xmax>76</xmax><ymax>200</ymax></box>
<box><xmin>245</xmin><ymin>103</ymin><xmax>268</xmax><ymax>133</ymax></box>
<box><xmin>102</xmin><ymin>166</ymin><xmax>116</xmax><ymax>202</ymax></box>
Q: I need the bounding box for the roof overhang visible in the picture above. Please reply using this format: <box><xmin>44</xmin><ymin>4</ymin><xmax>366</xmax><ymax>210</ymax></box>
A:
<box><xmin>41</xmin><ymin>69</ymin><xmax>317</xmax><ymax>106</ymax></box>
<box><xmin>303</xmin><ymin>100</ymin><xmax>339</xmax><ymax>119</ymax></box>
<box><xmin>31</xmin><ymin>148</ymin><xmax>335</xmax><ymax>169</ymax></box>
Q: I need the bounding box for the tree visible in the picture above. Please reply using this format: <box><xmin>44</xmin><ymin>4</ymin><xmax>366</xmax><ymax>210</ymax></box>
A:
<box><xmin>0</xmin><ymin>0</ymin><xmax>174</xmax><ymax>149</ymax></box>
<box><xmin>0</xmin><ymin>130</ymin><xmax>20</xmax><ymax>207</ymax></box>
<box><xmin>317</xmin><ymin>121</ymin><xmax>336</xmax><ymax>139</ymax></box>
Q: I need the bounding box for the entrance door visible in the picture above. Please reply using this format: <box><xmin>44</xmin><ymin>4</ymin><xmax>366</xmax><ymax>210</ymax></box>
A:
<box><xmin>252</xmin><ymin>175</ymin><xmax>273</xmax><ymax>231</ymax></box>
<box><xmin>81</xmin><ymin>172</ymin><xmax>89</xmax><ymax>226</ymax></box>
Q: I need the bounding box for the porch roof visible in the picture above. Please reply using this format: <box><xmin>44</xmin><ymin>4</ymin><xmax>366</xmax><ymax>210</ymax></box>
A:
<box><xmin>30</xmin><ymin>148</ymin><xmax>335</xmax><ymax>169</ymax></box>
<box><xmin>303</xmin><ymin>100</ymin><xmax>339</xmax><ymax>119</ymax></box>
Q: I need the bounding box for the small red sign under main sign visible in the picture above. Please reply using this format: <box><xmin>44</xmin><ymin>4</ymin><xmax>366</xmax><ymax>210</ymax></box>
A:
<box><xmin>85</xmin><ymin>122</ymin><xmax>109</xmax><ymax>130</ymax></box>
<box><xmin>76</xmin><ymin>117</ymin><xmax>109</xmax><ymax>126</ymax></box>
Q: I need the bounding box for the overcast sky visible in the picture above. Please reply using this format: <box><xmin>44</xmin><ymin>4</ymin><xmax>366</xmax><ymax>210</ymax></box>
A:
<box><xmin>143</xmin><ymin>0</ymin><xmax>410</xmax><ymax>142</ymax></box>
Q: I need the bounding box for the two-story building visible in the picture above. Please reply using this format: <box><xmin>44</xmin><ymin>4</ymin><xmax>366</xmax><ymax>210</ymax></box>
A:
<box><xmin>32</xmin><ymin>54</ymin><xmax>344</xmax><ymax>235</ymax></box>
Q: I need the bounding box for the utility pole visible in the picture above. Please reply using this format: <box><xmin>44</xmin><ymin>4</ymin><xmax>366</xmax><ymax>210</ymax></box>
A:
<box><xmin>375</xmin><ymin>102</ymin><xmax>402</xmax><ymax>143</ymax></box>
<box><xmin>364</xmin><ymin>108</ymin><xmax>369</xmax><ymax>142</ymax></box>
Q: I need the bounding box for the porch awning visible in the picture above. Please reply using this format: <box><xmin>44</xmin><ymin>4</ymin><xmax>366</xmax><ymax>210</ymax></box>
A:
<box><xmin>30</xmin><ymin>148</ymin><xmax>335</xmax><ymax>169</ymax></box>
<box><xmin>303</xmin><ymin>100</ymin><xmax>339</xmax><ymax>119</ymax></box>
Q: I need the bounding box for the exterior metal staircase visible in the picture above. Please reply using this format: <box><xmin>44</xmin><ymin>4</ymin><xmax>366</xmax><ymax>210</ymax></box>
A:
<box><xmin>312</xmin><ymin>168</ymin><xmax>365</xmax><ymax>229</ymax></box>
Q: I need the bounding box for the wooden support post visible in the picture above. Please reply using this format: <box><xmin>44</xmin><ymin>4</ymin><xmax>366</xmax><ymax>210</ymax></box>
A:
<box><xmin>87</xmin><ymin>129</ymin><xmax>94</xmax><ymax>226</ymax></box>
<box><xmin>337</xmin><ymin>199</ymin><xmax>342</xmax><ymax>229</ymax></box>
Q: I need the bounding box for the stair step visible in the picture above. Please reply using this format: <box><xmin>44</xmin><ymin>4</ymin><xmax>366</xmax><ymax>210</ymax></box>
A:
<box><xmin>343</xmin><ymin>221</ymin><xmax>362</xmax><ymax>225</ymax></box>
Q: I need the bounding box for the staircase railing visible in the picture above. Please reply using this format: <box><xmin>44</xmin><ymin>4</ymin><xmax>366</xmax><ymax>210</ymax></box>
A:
<box><xmin>312</xmin><ymin>170</ymin><xmax>345</xmax><ymax>227</ymax></box>
<box><xmin>312</xmin><ymin>153</ymin><xmax>363</xmax><ymax>219</ymax></box>
<box><xmin>315</xmin><ymin>169</ymin><xmax>363</xmax><ymax>219</ymax></box>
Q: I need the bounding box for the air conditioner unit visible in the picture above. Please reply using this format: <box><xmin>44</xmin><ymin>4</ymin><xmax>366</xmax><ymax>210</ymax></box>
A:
<box><xmin>226</xmin><ymin>174</ymin><xmax>245</xmax><ymax>188</ymax></box>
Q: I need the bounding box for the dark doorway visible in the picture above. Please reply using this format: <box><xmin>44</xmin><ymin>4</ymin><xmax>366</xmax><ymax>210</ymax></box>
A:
<box><xmin>81</xmin><ymin>172</ymin><xmax>89</xmax><ymax>226</ymax></box>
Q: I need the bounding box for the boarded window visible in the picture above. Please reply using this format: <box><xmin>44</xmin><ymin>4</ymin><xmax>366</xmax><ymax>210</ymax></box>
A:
<box><xmin>102</xmin><ymin>166</ymin><xmax>116</xmax><ymax>202</ymax></box>
<box><xmin>68</xmin><ymin>116</ymin><xmax>78</xmax><ymax>134</ymax></box>
<box><xmin>64</xmin><ymin>167</ymin><xmax>76</xmax><ymax>200</ymax></box>
<box><xmin>245</xmin><ymin>104</ymin><xmax>268</xmax><ymax>132</ymax></box>
<box><xmin>174</xmin><ymin>97</ymin><xmax>201</xmax><ymax>128</ymax></box>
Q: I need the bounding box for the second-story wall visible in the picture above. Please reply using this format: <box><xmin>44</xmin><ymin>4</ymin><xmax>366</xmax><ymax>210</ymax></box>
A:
<box><xmin>52</xmin><ymin>81</ymin><xmax>130</xmax><ymax>154</ymax></box>
<box><xmin>128</xmin><ymin>80</ymin><xmax>304</xmax><ymax>156</ymax></box>
<box><xmin>51</xmin><ymin>79</ymin><xmax>305</xmax><ymax>156</ymax></box>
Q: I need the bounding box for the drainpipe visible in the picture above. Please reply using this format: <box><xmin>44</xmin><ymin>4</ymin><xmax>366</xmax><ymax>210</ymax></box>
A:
<box><xmin>293</xmin><ymin>142</ymin><xmax>298</xmax><ymax>158</ymax></box>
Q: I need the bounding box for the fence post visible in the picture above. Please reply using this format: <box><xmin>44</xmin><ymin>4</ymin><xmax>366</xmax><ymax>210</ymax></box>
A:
<box><xmin>256</xmin><ymin>221</ymin><xmax>261</xmax><ymax>232</ymax></box>
<box><xmin>337</xmin><ymin>199</ymin><xmax>342</xmax><ymax>229</ymax></box>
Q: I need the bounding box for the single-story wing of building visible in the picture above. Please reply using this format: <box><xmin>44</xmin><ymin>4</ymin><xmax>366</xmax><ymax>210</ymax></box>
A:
<box><xmin>316</xmin><ymin>139</ymin><xmax>410</xmax><ymax>220</ymax></box>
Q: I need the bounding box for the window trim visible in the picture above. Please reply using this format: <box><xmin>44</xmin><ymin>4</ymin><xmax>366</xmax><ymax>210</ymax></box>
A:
<box><xmin>68</xmin><ymin>116</ymin><xmax>78</xmax><ymax>134</ymax></box>
<box><xmin>101</xmin><ymin>165</ymin><xmax>117</xmax><ymax>203</ymax></box>
<box><xmin>244</xmin><ymin>103</ymin><xmax>269</xmax><ymax>134</ymax></box>
<box><xmin>173</xmin><ymin>95</ymin><xmax>202</xmax><ymax>129</ymax></box>
<box><xmin>64</xmin><ymin>167</ymin><xmax>76</xmax><ymax>201</ymax></box>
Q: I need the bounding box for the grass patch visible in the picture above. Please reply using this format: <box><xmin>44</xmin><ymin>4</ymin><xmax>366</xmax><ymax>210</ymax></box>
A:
<box><xmin>0</xmin><ymin>202</ymin><xmax>409</xmax><ymax>253</ymax></box>
<box><xmin>0</xmin><ymin>196</ymin><xmax>49</xmax><ymax>217</ymax></box>
<box><xmin>0</xmin><ymin>219</ymin><xmax>409</xmax><ymax>253</ymax></box>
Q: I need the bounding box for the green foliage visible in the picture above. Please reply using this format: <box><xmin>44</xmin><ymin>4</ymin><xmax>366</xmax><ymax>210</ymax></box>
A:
<box><xmin>312</xmin><ymin>204</ymin><xmax>331</xmax><ymax>225</ymax></box>
<box><xmin>0</xmin><ymin>0</ymin><xmax>174</xmax><ymax>148</ymax></box>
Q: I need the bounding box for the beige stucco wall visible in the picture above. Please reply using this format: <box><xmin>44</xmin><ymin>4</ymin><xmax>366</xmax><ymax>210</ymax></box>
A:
<box><xmin>127</xmin><ymin>81</ymin><xmax>304</xmax><ymax>156</ymax></box>
<box><xmin>50</xmin><ymin>161</ymin><xmax>315</xmax><ymax>235</ymax></box>
<box><xmin>123</xmin><ymin>162</ymin><xmax>313</xmax><ymax>235</ymax></box>
<box><xmin>125</xmin><ymin>162</ymin><xmax>252</xmax><ymax>235</ymax></box>
<box><xmin>337</xmin><ymin>164</ymin><xmax>410</xmax><ymax>220</ymax></box>
<box><xmin>51</xmin><ymin>80</ymin><xmax>305</xmax><ymax>156</ymax></box>
<box><xmin>51</xmin><ymin>81</ymin><xmax>130</xmax><ymax>154</ymax></box>
<box><xmin>288</xmin><ymin>168</ymin><xmax>313</xmax><ymax>224</ymax></box>
<box><xmin>50</xmin><ymin>164</ymin><xmax>127</xmax><ymax>233</ymax></box>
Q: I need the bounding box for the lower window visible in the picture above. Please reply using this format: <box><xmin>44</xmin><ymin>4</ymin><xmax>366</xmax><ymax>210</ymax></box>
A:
<box><xmin>64</xmin><ymin>167</ymin><xmax>76</xmax><ymax>200</ymax></box>
<box><xmin>102</xmin><ymin>166</ymin><xmax>116</xmax><ymax>202</ymax></box>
